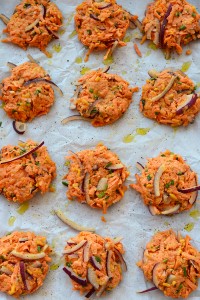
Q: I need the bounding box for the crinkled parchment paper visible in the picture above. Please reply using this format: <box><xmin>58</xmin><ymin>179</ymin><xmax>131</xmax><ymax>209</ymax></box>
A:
<box><xmin>0</xmin><ymin>0</ymin><xmax>200</xmax><ymax>299</ymax></box>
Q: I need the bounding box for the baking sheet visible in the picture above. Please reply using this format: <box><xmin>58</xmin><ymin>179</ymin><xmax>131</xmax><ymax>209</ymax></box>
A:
<box><xmin>0</xmin><ymin>0</ymin><xmax>200</xmax><ymax>299</ymax></box>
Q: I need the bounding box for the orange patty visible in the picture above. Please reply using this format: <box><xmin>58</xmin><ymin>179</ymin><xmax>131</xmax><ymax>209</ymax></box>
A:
<box><xmin>137</xmin><ymin>229</ymin><xmax>200</xmax><ymax>298</ymax></box>
<box><xmin>142</xmin><ymin>0</ymin><xmax>200</xmax><ymax>58</ymax></box>
<box><xmin>75</xmin><ymin>0</ymin><xmax>137</xmax><ymax>60</ymax></box>
<box><xmin>1</xmin><ymin>62</ymin><xmax>55</xmax><ymax>122</ymax></box>
<box><xmin>63</xmin><ymin>144</ymin><xmax>129</xmax><ymax>213</ymax></box>
<box><xmin>71</xmin><ymin>68</ymin><xmax>138</xmax><ymax>127</ymax></box>
<box><xmin>0</xmin><ymin>231</ymin><xmax>51</xmax><ymax>298</ymax></box>
<box><xmin>2</xmin><ymin>0</ymin><xmax>62</xmax><ymax>55</ymax></box>
<box><xmin>140</xmin><ymin>68</ymin><xmax>200</xmax><ymax>126</ymax></box>
<box><xmin>0</xmin><ymin>139</ymin><xmax>56</xmax><ymax>203</ymax></box>
<box><xmin>63</xmin><ymin>231</ymin><xmax>126</xmax><ymax>298</ymax></box>
<box><xmin>130</xmin><ymin>150</ymin><xmax>197</xmax><ymax>215</ymax></box>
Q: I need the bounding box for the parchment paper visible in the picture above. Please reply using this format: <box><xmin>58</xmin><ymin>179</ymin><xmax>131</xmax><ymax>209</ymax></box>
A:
<box><xmin>0</xmin><ymin>0</ymin><xmax>200</xmax><ymax>299</ymax></box>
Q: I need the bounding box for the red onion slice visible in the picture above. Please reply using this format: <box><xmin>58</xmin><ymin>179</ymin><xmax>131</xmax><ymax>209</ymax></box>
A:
<box><xmin>151</xmin><ymin>75</ymin><xmax>176</xmax><ymax>102</ymax></box>
<box><xmin>20</xmin><ymin>261</ymin><xmax>28</xmax><ymax>290</ymax></box>
<box><xmin>88</xmin><ymin>267</ymin><xmax>99</xmax><ymax>290</ymax></box>
<box><xmin>113</xmin><ymin>248</ymin><xmax>127</xmax><ymax>272</ymax></box>
<box><xmin>96</xmin><ymin>178</ymin><xmax>108</xmax><ymax>191</ymax></box>
<box><xmin>61</xmin><ymin>115</ymin><xmax>91</xmax><ymax>125</ymax></box>
<box><xmin>189</xmin><ymin>190</ymin><xmax>198</xmax><ymax>205</ymax></box>
<box><xmin>96</xmin><ymin>277</ymin><xmax>109</xmax><ymax>297</ymax></box>
<box><xmin>63</xmin><ymin>266</ymin><xmax>87</xmax><ymax>286</ymax></box>
<box><xmin>90</xmin><ymin>14</ymin><xmax>100</xmax><ymax>21</ymax></box>
<box><xmin>113</xmin><ymin>236</ymin><xmax>123</xmax><ymax>244</ymax></box>
<box><xmin>129</xmin><ymin>20</ymin><xmax>137</xmax><ymax>29</ymax></box>
<box><xmin>85</xmin><ymin>287</ymin><xmax>96</xmax><ymax>298</ymax></box>
<box><xmin>102</xmin><ymin>66</ymin><xmax>110</xmax><ymax>73</ymax></box>
<box><xmin>31</xmin><ymin>261</ymin><xmax>42</xmax><ymax>268</ymax></box>
<box><xmin>25</xmin><ymin>19</ymin><xmax>40</xmax><ymax>32</ymax></box>
<box><xmin>83</xmin><ymin>172</ymin><xmax>91</xmax><ymax>204</ymax></box>
<box><xmin>136</xmin><ymin>162</ymin><xmax>144</xmax><ymax>172</ymax></box>
<box><xmin>13</xmin><ymin>121</ymin><xmax>27</xmax><ymax>135</ymax></box>
<box><xmin>148</xmin><ymin>69</ymin><xmax>159</xmax><ymax>78</ymax></box>
<box><xmin>148</xmin><ymin>205</ymin><xmax>160</xmax><ymax>216</ymax></box>
<box><xmin>154</xmin><ymin>164</ymin><xmax>165</xmax><ymax>197</ymax></box>
<box><xmin>159</xmin><ymin>4</ymin><xmax>172</xmax><ymax>48</ymax></box>
<box><xmin>83</xmin><ymin>242</ymin><xmax>90</xmax><ymax>263</ymax></box>
<box><xmin>161</xmin><ymin>204</ymin><xmax>180</xmax><ymax>215</ymax></box>
<box><xmin>176</xmin><ymin>93</ymin><xmax>197</xmax><ymax>115</ymax></box>
<box><xmin>178</xmin><ymin>185</ymin><xmax>200</xmax><ymax>193</ymax></box>
<box><xmin>67</xmin><ymin>239</ymin><xmax>76</xmax><ymax>246</ymax></box>
<box><xmin>0</xmin><ymin>14</ymin><xmax>10</xmax><ymax>25</ymax></box>
<box><xmin>7</xmin><ymin>62</ymin><xmax>17</xmax><ymax>70</ymax></box>
<box><xmin>55</xmin><ymin>210</ymin><xmax>95</xmax><ymax>232</ymax></box>
<box><xmin>131</xmin><ymin>19</ymin><xmax>143</xmax><ymax>33</ymax></box>
<box><xmin>106</xmin><ymin>250</ymin><xmax>113</xmax><ymax>278</ymax></box>
<box><xmin>45</xmin><ymin>26</ymin><xmax>59</xmax><ymax>39</ymax></box>
<box><xmin>63</xmin><ymin>240</ymin><xmax>87</xmax><ymax>254</ymax></box>
<box><xmin>98</xmin><ymin>3</ymin><xmax>112</xmax><ymax>9</ymax></box>
<box><xmin>90</xmin><ymin>256</ymin><xmax>102</xmax><ymax>271</ymax></box>
<box><xmin>167</xmin><ymin>274</ymin><xmax>176</xmax><ymax>284</ymax></box>
<box><xmin>24</xmin><ymin>78</ymin><xmax>63</xmax><ymax>96</ymax></box>
<box><xmin>19</xmin><ymin>237</ymin><xmax>29</xmax><ymax>242</ymax></box>
<box><xmin>27</xmin><ymin>54</ymin><xmax>37</xmax><ymax>64</ymax></box>
<box><xmin>0</xmin><ymin>141</ymin><xmax>44</xmax><ymax>165</ymax></box>
<box><xmin>11</xmin><ymin>250</ymin><xmax>45</xmax><ymax>260</ymax></box>
<box><xmin>106</xmin><ymin>163</ymin><xmax>124</xmax><ymax>170</ymax></box>
<box><xmin>137</xmin><ymin>286</ymin><xmax>158</xmax><ymax>293</ymax></box>
<box><xmin>0</xmin><ymin>266</ymin><xmax>12</xmax><ymax>275</ymax></box>
<box><xmin>152</xmin><ymin>263</ymin><xmax>161</xmax><ymax>288</ymax></box>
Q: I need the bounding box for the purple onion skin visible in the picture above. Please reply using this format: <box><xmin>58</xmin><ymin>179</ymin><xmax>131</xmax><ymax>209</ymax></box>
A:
<box><xmin>176</xmin><ymin>93</ymin><xmax>197</xmax><ymax>115</ymax></box>
<box><xmin>178</xmin><ymin>185</ymin><xmax>200</xmax><ymax>193</ymax></box>
<box><xmin>85</xmin><ymin>287</ymin><xmax>96</xmax><ymax>298</ymax></box>
<box><xmin>99</xmin><ymin>3</ymin><xmax>112</xmax><ymax>10</ymax></box>
<box><xmin>90</xmin><ymin>14</ymin><xmax>100</xmax><ymax>21</ymax></box>
<box><xmin>20</xmin><ymin>261</ymin><xmax>28</xmax><ymax>290</ymax></box>
<box><xmin>12</xmin><ymin>121</ymin><xmax>25</xmax><ymax>135</ymax></box>
<box><xmin>159</xmin><ymin>4</ymin><xmax>172</xmax><ymax>48</ymax></box>
<box><xmin>138</xmin><ymin>286</ymin><xmax>158</xmax><ymax>293</ymax></box>
<box><xmin>89</xmin><ymin>256</ymin><xmax>101</xmax><ymax>271</ymax></box>
<box><xmin>63</xmin><ymin>267</ymin><xmax>87</xmax><ymax>286</ymax></box>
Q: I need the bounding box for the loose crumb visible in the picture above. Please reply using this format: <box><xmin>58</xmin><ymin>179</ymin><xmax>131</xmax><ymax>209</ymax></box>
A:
<box><xmin>101</xmin><ymin>216</ymin><xmax>107</xmax><ymax>222</ymax></box>
<box><xmin>134</xmin><ymin>43</ymin><xmax>142</xmax><ymax>57</ymax></box>
<box><xmin>186</xmin><ymin>49</ymin><xmax>192</xmax><ymax>55</ymax></box>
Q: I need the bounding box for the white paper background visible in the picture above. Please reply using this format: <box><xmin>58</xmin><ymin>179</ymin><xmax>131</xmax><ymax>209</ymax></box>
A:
<box><xmin>0</xmin><ymin>0</ymin><xmax>200</xmax><ymax>299</ymax></box>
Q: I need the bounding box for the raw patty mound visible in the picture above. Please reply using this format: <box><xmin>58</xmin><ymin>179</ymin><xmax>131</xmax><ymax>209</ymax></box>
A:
<box><xmin>74</xmin><ymin>0</ymin><xmax>136</xmax><ymax>60</ymax></box>
<box><xmin>1</xmin><ymin>62</ymin><xmax>55</xmax><ymax>122</ymax></box>
<box><xmin>63</xmin><ymin>144</ymin><xmax>129</xmax><ymax>213</ymax></box>
<box><xmin>130</xmin><ymin>150</ymin><xmax>197</xmax><ymax>215</ymax></box>
<box><xmin>140</xmin><ymin>68</ymin><xmax>200</xmax><ymax>126</ymax></box>
<box><xmin>0</xmin><ymin>139</ymin><xmax>56</xmax><ymax>203</ymax></box>
<box><xmin>142</xmin><ymin>0</ymin><xmax>200</xmax><ymax>58</ymax></box>
<box><xmin>71</xmin><ymin>69</ymin><xmax>138</xmax><ymax>127</ymax></box>
<box><xmin>137</xmin><ymin>229</ymin><xmax>200</xmax><ymax>298</ymax></box>
<box><xmin>0</xmin><ymin>231</ymin><xmax>51</xmax><ymax>298</ymax></box>
<box><xmin>63</xmin><ymin>231</ymin><xmax>127</xmax><ymax>298</ymax></box>
<box><xmin>2</xmin><ymin>0</ymin><xmax>62</xmax><ymax>55</ymax></box>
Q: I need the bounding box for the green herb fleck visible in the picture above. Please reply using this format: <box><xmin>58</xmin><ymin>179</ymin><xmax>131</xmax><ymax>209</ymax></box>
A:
<box><xmin>165</xmin><ymin>180</ymin><xmax>174</xmax><ymax>189</ymax></box>
<box><xmin>97</xmin><ymin>192</ymin><xmax>105</xmax><ymax>198</ymax></box>
<box><xmin>147</xmin><ymin>174</ymin><xmax>152</xmax><ymax>181</ymax></box>
<box><xmin>182</xmin><ymin>267</ymin><xmax>187</xmax><ymax>277</ymax></box>
<box><xmin>95</xmin><ymin>256</ymin><xmax>101</xmax><ymax>263</ymax></box>
<box><xmin>176</xmin><ymin>283</ymin><xmax>183</xmax><ymax>293</ymax></box>
<box><xmin>87</xmin><ymin>29</ymin><xmax>92</xmax><ymax>35</ymax></box>
<box><xmin>184</xmin><ymin>222</ymin><xmax>194</xmax><ymax>232</ymax></box>
<box><xmin>62</xmin><ymin>181</ymin><xmax>68</xmax><ymax>187</ymax></box>
<box><xmin>34</xmin><ymin>88</ymin><xmax>41</xmax><ymax>95</ymax></box>
<box><xmin>24</xmin><ymin>3</ymin><xmax>31</xmax><ymax>8</ymax></box>
<box><xmin>175</xmin><ymin>11</ymin><xmax>180</xmax><ymax>17</ymax></box>
<box><xmin>179</xmin><ymin>25</ymin><xmax>186</xmax><ymax>31</ymax></box>
<box><xmin>163</xmin><ymin>258</ymin><xmax>168</xmax><ymax>263</ymax></box>
<box><xmin>105</xmin><ymin>162</ymin><xmax>112</xmax><ymax>168</ymax></box>
<box><xmin>66</xmin><ymin>261</ymin><xmax>72</xmax><ymax>267</ymax></box>
<box><xmin>141</xmin><ymin>99</ymin><xmax>145</xmax><ymax>108</ymax></box>
<box><xmin>192</xmin><ymin>12</ymin><xmax>196</xmax><ymax>17</ymax></box>
<box><xmin>0</xmin><ymin>121</ymin><xmax>2</xmax><ymax>127</ymax></box>
<box><xmin>37</xmin><ymin>246</ymin><xmax>41</xmax><ymax>252</ymax></box>
<box><xmin>177</xmin><ymin>171</ymin><xmax>184</xmax><ymax>175</ymax></box>
<box><xmin>35</xmin><ymin>161</ymin><xmax>40</xmax><ymax>166</ymax></box>
<box><xmin>89</xmin><ymin>88</ymin><xmax>94</xmax><ymax>93</ymax></box>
